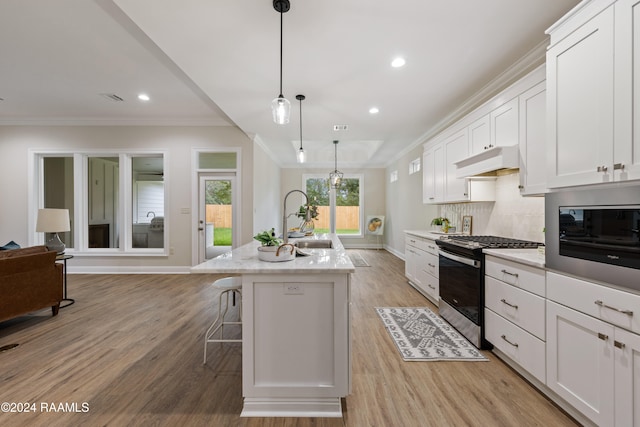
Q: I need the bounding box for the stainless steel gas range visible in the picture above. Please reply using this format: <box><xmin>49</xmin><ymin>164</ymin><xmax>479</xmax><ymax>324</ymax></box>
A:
<box><xmin>435</xmin><ymin>235</ymin><xmax>542</xmax><ymax>349</ymax></box>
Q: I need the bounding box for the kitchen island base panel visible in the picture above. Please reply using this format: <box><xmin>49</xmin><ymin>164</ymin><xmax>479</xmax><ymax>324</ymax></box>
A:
<box><xmin>241</xmin><ymin>273</ymin><xmax>350</xmax><ymax>417</ymax></box>
<box><xmin>240</xmin><ymin>397</ymin><xmax>342</xmax><ymax>418</ymax></box>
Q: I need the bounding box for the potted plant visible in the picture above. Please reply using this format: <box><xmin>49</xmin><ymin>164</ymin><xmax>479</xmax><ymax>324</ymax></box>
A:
<box><xmin>253</xmin><ymin>228</ymin><xmax>295</xmax><ymax>262</ymax></box>
<box><xmin>430</xmin><ymin>217</ymin><xmax>450</xmax><ymax>233</ymax></box>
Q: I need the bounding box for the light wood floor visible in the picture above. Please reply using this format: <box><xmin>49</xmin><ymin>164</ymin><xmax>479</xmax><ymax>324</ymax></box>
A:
<box><xmin>0</xmin><ymin>250</ymin><xmax>578</xmax><ymax>427</ymax></box>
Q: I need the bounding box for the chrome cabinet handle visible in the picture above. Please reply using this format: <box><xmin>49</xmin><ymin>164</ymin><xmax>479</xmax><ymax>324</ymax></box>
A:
<box><xmin>500</xmin><ymin>298</ymin><xmax>518</xmax><ymax>309</ymax></box>
<box><xmin>614</xmin><ymin>340</ymin><xmax>625</xmax><ymax>349</ymax></box>
<box><xmin>594</xmin><ymin>300</ymin><xmax>633</xmax><ymax>316</ymax></box>
<box><xmin>501</xmin><ymin>335</ymin><xmax>518</xmax><ymax>348</ymax></box>
<box><xmin>614</xmin><ymin>163</ymin><xmax>625</xmax><ymax>170</ymax></box>
<box><xmin>501</xmin><ymin>269</ymin><xmax>519</xmax><ymax>278</ymax></box>
<box><xmin>598</xmin><ymin>332</ymin><xmax>609</xmax><ymax>341</ymax></box>
<box><xmin>597</xmin><ymin>165</ymin><xmax>608</xmax><ymax>172</ymax></box>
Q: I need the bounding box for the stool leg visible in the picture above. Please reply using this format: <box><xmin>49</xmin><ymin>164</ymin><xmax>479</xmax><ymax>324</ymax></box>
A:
<box><xmin>204</xmin><ymin>289</ymin><xmax>227</xmax><ymax>364</ymax></box>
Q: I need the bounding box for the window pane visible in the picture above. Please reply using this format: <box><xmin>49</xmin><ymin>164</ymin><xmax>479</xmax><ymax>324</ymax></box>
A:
<box><xmin>43</xmin><ymin>157</ymin><xmax>74</xmax><ymax>249</ymax></box>
<box><xmin>88</xmin><ymin>157</ymin><xmax>119</xmax><ymax>248</ymax></box>
<box><xmin>132</xmin><ymin>156</ymin><xmax>164</xmax><ymax>249</ymax></box>
<box><xmin>305</xmin><ymin>177</ymin><xmax>330</xmax><ymax>233</ymax></box>
<box><xmin>336</xmin><ymin>178</ymin><xmax>360</xmax><ymax>235</ymax></box>
<box><xmin>198</xmin><ymin>152</ymin><xmax>237</xmax><ymax>169</ymax></box>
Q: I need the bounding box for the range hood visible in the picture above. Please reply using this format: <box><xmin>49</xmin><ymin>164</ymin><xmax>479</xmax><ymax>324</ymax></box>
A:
<box><xmin>454</xmin><ymin>145</ymin><xmax>519</xmax><ymax>178</ymax></box>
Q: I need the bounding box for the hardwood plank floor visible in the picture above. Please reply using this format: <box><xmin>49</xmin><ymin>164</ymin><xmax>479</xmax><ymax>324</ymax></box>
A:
<box><xmin>0</xmin><ymin>250</ymin><xmax>578</xmax><ymax>427</ymax></box>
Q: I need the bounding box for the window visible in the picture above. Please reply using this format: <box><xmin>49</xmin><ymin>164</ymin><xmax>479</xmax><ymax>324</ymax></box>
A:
<box><xmin>409</xmin><ymin>158</ymin><xmax>421</xmax><ymax>174</ymax></box>
<box><xmin>303</xmin><ymin>174</ymin><xmax>363</xmax><ymax>236</ymax></box>
<box><xmin>390</xmin><ymin>170</ymin><xmax>398</xmax><ymax>183</ymax></box>
<box><xmin>32</xmin><ymin>151</ymin><xmax>166</xmax><ymax>254</ymax></box>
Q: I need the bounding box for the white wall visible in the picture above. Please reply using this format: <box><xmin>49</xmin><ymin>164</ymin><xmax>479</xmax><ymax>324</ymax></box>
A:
<box><xmin>252</xmin><ymin>141</ymin><xmax>281</xmax><ymax>237</ymax></box>
<box><xmin>384</xmin><ymin>145</ymin><xmax>438</xmax><ymax>257</ymax></box>
<box><xmin>0</xmin><ymin>125</ymin><xmax>254</xmax><ymax>272</ymax></box>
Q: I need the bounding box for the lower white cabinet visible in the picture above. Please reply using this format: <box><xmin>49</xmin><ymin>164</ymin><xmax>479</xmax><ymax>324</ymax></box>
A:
<box><xmin>405</xmin><ymin>233</ymin><xmax>439</xmax><ymax>304</ymax></box>
<box><xmin>547</xmin><ymin>280</ymin><xmax>640</xmax><ymax>427</ymax></box>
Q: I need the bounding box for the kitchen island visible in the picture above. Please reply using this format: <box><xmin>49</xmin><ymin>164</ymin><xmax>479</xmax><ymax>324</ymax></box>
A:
<box><xmin>191</xmin><ymin>233</ymin><xmax>355</xmax><ymax>418</ymax></box>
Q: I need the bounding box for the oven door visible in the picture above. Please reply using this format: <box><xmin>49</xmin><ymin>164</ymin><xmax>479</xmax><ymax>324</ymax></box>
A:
<box><xmin>438</xmin><ymin>248</ymin><xmax>482</xmax><ymax>325</ymax></box>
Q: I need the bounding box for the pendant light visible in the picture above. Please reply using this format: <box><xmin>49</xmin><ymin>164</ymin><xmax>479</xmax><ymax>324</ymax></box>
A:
<box><xmin>329</xmin><ymin>140</ymin><xmax>343</xmax><ymax>188</ymax></box>
<box><xmin>271</xmin><ymin>0</ymin><xmax>291</xmax><ymax>125</ymax></box>
<box><xmin>296</xmin><ymin>94</ymin><xmax>306</xmax><ymax>163</ymax></box>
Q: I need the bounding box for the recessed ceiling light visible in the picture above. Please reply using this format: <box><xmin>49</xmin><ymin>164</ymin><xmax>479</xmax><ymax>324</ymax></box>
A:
<box><xmin>391</xmin><ymin>57</ymin><xmax>406</xmax><ymax>68</ymax></box>
<box><xmin>369</xmin><ymin>107</ymin><xmax>379</xmax><ymax>114</ymax></box>
<box><xmin>138</xmin><ymin>93</ymin><xmax>150</xmax><ymax>101</ymax></box>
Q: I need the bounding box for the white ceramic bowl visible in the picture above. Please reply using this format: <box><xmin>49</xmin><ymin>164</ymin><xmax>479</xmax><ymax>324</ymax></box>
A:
<box><xmin>257</xmin><ymin>244</ymin><xmax>296</xmax><ymax>262</ymax></box>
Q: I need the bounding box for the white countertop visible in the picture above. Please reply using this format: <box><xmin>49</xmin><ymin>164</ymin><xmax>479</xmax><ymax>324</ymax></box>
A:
<box><xmin>190</xmin><ymin>233</ymin><xmax>355</xmax><ymax>274</ymax></box>
<box><xmin>404</xmin><ymin>229</ymin><xmax>461</xmax><ymax>240</ymax></box>
<box><xmin>483</xmin><ymin>248</ymin><xmax>545</xmax><ymax>268</ymax></box>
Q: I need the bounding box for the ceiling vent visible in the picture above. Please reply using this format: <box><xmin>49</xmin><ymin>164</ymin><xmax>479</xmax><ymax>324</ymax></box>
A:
<box><xmin>100</xmin><ymin>93</ymin><xmax>124</xmax><ymax>102</ymax></box>
<box><xmin>333</xmin><ymin>124</ymin><xmax>348</xmax><ymax>131</ymax></box>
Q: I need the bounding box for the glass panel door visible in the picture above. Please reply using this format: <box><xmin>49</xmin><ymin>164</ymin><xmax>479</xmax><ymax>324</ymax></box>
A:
<box><xmin>199</xmin><ymin>175</ymin><xmax>235</xmax><ymax>261</ymax></box>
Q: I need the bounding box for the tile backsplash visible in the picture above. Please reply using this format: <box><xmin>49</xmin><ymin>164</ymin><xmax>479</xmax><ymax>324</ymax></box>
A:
<box><xmin>438</xmin><ymin>171</ymin><xmax>545</xmax><ymax>244</ymax></box>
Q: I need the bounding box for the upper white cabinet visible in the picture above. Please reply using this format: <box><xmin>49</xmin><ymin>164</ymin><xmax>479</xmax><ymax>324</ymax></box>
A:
<box><xmin>444</xmin><ymin>128</ymin><xmax>470</xmax><ymax>202</ymax></box>
<box><xmin>547</xmin><ymin>0</ymin><xmax>640</xmax><ymax>188</ymax></box>
<box><xmin>490</xmin><ymin>97</ymin><xmax>519</xmax><ymax>148</ymax></box>
<box><xmin>518</xmin><ymin>81</ymin><xmax>547</xmax><ymax>195</ymax></box>
<box><xmin>469</xmin><ymin>115</ymin><xmax>491</xmax><ymax>155</ymax></box>
<box><xmin>422</xmin><ymin>142</ymin><xmax>444</xmax><ymax>203</ymax></box>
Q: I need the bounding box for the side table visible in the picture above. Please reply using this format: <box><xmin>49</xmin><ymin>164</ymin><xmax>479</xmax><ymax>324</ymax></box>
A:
<box><xmin>55</xmin><ymin>254</ymin><xmax>74</xmax><ymax>308</ymax></box>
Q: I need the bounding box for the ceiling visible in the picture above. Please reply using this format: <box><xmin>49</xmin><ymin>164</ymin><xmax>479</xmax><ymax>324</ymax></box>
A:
<box><xmin>0</xmin><ymin>0</ymin><xmax>580</xmax><ymax>168</ymax></box>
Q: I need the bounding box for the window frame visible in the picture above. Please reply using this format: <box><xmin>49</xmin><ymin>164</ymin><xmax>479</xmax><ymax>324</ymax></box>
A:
<box><xmin>29</xmin><ymin>149</ymin><xmax>169</xmax><ymax>256</ymax></box>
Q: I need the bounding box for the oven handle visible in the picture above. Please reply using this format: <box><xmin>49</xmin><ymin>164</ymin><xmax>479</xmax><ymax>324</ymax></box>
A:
<box><xmin>439</xmin><ymin>249</ymin><xmax>481</xmax><ymax>268</ymax></box>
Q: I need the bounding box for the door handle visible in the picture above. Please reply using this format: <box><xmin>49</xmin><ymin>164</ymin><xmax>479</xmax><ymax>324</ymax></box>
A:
<box><xmin>198</xmin><ymin>227</ymin><xmax>204</xmax><ymax>231</ymax></box>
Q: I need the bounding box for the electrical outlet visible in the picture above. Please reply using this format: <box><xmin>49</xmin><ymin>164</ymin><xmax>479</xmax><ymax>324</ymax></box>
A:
<box><xmin>284</xmin><ymin>283</ymin><xmax>303</xmax><ymax>295</ymax></box>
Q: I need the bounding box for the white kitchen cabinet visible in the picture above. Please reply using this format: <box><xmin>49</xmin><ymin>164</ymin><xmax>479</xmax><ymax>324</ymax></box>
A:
<box><xmin>444</xmin><ymin>128</ymin><xmax>469</xmax><ymax>202</ymax></box>
<box><xmin>422</xmin><ymin>142</ymin><xmax>444</xmax><ymax>203</ymax></box>
<box><xmin>518</xmin><ymin>81</ymin><xmax>547</xmax><ymax>195</ymax></box>
<box><xmin>490</xmin><ymin>97</ymin><xmax>519</xmax><ymax>148</ymax></box>
<box><xmin>547</xmin><ymin>0</ymin><xmax>640</xmax><ymax>187</ymax></box>
<box><xmin>547</xmin><ymin>300</ymin><xmax>615</xmax><ymax>427</ymax></box>
<box><xmin>546</xmin><ymin>271</ymin><xmax>640</xmax><ymax>426</ymax></box>
<box><xmin>483</xmin><ymin>255</ymin><xmax>546</xmax><ymax>383</ymax></box>
<box><xmin>405</xmin><ymin>233</ymin><xmax>439</xmax><ymax>304</ymax></box>
<box><xmin>614</xmin><ymin>0</ymin><xmax>640</xmax><ymax>181</ymax></box>
<box><xmin>614</xmin><ymin>327</ymin><xmax>640</xmax><ymax>427</ymax></box>
<box><xmin>469</xmin><ymin>115</ymin><xmax>491</xmax><ymax>155</ymax></box>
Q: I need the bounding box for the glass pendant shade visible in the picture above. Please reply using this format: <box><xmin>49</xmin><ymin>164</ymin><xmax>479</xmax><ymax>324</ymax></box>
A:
<box><xmin>297</xmin><ymin>147</ymin><xmax>306</xmax><ymax>163</ymax></box>
<box><xmin>272</xmin><ymin>95</ymin><xmax>290</xmax><ymax>124</ymax></box>
<box><xmin>329</xmin><ymin>140</ymin><xmax>343</xmax><ymax>188</ymax></box>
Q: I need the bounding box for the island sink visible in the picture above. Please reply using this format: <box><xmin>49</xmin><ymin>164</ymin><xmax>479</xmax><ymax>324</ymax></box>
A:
<box><xmin>294</xmin><ymin>239</ymin><xmax>333</xmax><ymax>249</ymax></box>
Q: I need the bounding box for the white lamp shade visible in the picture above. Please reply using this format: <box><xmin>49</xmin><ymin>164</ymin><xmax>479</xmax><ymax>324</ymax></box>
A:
<box><xmin>36</xmin><ymin>208</ymin><xmax>70</xmax><ymax>233</ymax></box>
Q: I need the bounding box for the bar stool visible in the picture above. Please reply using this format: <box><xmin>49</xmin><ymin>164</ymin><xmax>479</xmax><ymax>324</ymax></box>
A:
<box><xmin>203</xmin><ymin>276</ymin><xmax>242</xmax><ymax>364</ymax></box>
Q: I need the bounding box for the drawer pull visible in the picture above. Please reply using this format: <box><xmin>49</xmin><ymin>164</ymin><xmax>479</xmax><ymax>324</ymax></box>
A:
<box><xmin>597</xmin><ymin>165</ymin><xmax>608</xmax><ymax>172</ymax></box>
<box><xmin>501</xmin><ymin>335</ymin><xmax>519</xmax><ymax>348</ymax></box>
<box><xmin>594</xmin><ymin>300</ymin><xmax>634</xmax><ymax>316</ymax></box>
<box><xmin>410</xmin><ymin>239</ymin><xmax>416</xmax><ymax>243</ymax></box>
<box><xmin>428</xmin><ymin>284</ymin><xmax>435</xmax><ymax>290</ymax></box>
<box><xmin>613</xmin><ymin>163</ymin><xmax>625</xmax><ymax>171</ymax></box>
<box><xmin>428</xmin><ymin>245</ymin><xmax>436</xmax><ymax>250</ymax></box>
<box><xmin>428</xmin><ymin>263</ymin><xmax>436</xmax><ymax>268</ymax></box>
<box><xmin>501</xmin><ymin>269</ymin><xmax>519</xmax><ymax>278</ymax></box>
<box><xmin>598</xmin><ymin>332</ymin><xmax>609</xmax><ymax>341</ymax></box>
<box><xmin>614</xmin><ymin>340</ymin><xmax>625</xmax><ymax>349</ymax></box>
<box><xmin>500</xmin><ymin>299</ymin><xmax>518</xmax><ymax>309</ymax></box>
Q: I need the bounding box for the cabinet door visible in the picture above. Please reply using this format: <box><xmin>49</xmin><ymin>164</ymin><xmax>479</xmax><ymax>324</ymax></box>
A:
<box><xmin>614</xmin><ymin>0</ymin><xmax>640</xmax><ymax>182</ymax></box>
<box><xmin>518</xmin><ymin>82</ymin><xmax>547</xmax><ymax>195</ymax></box>
<box><xmin>423</xmin><ymin>143</ymin><xmax>444</xmax><ymax>203</ymax></box>
<box><xmin>547</xmin><ymin>300</ymin><xmax>615</xmax><ymax>426</ymax></box>
<box><xmin>547</xmin><ymin>6</ymin><xmax>615</xmax><ymax>188</ymax></box>
<box><xmin>404</xmin><ymin>245</ymin><xmax>419</xmax><ymax>283</ymax></box>
<box><xmin>444</xmin><ymin>129</ymin><xmax>469</xmax><ymax>202</ymax></box>
<box><xmin>469</xmin><ymin>115</ymin><xmax>491</xmax><ymax>155</ymax></box>
<box><xmin>614</xmin><ymin>327</ymin><xmax>640</xmax><ymax>427</ymax></box>
<box><xmin>490</xmin><ymin>97</ymin><xmax>518</xmax><ymax>148</ymax></box>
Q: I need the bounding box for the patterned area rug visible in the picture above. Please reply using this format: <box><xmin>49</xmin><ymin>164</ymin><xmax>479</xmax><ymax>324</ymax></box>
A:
<box><xmin>375</xmin><ymin>307</ymin><xmax>487</xmax><ymax>361</ymax></box>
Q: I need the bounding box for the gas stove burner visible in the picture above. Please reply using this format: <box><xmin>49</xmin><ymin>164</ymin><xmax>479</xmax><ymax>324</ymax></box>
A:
<box><xmin>438</xmin><ymin>235</ymin><xmax>542</xmax><ymax>250</ymax></box>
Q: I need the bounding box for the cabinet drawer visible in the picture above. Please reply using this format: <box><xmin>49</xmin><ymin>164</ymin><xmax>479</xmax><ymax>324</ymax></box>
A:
<box><xmin>424</xmin><ymin>251</ymin><xmax>439</xmax><ymax>278</ymax></box>
<box><xmin>485</xmin><ymin>308</ymin><xmax>546</xmax><ymax>384</ymax></box>
<box><xmin>485</xmin><ymin>256</ymin><xmax>545</xmax><ymax>297</ymax></box>
<box><xmin>422</xmin><ymin>238</ymin><xmax>439</xmax><ymax>256</ymax></box>
<box><xmin>485</xmin><ymin>276</ymin><xmax>545</xmax><ymax>340</ymax></box>
<box><xmin>417</xmin><ymin>270</ymin><xmax>439</xmax><ymax>304</ymax></box>
<box><xmin>547</xmin><ymin>271</ymin><xmax>640</xmax><ymax>334</ymax></box>
<box><xmin>405</xmin><ymin>234</ymin><xmax>438</xmax><ymax>254</ymax></box>
<box><xmin>405</xmin><ymin>235</ymin><xmax>421</xmax><ymax>248</ymax></box>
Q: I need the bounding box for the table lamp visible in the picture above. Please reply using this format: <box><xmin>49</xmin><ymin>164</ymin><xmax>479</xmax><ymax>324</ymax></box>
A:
<box><xmin>36</xmin><ymin>208</ymin><xmax>70</xmax><ymax>254</ymax></box>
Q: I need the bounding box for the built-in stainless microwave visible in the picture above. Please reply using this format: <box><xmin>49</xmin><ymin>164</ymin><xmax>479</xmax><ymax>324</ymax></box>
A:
<box><xmin>546</xmin><ymin>185</ymin><xmax>640</xmax><ymax>293</ymax></box>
